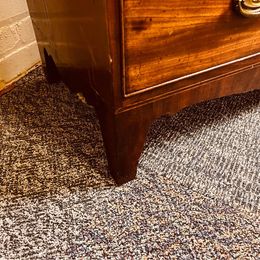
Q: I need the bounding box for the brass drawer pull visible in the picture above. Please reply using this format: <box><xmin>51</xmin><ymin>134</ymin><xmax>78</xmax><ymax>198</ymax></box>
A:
<box><xmin>235</xmin><ymin>0</ymin><xmax>260</xmax><ymax>17</ymax></box>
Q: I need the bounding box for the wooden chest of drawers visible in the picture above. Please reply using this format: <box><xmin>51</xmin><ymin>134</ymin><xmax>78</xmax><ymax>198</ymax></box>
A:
<box><xmin>27</xmin><ymin>0</ymin><xmax>260</xmax><ymax>184</ymax></box>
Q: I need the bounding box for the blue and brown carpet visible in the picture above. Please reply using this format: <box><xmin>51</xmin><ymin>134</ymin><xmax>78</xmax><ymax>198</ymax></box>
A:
<box><xmin>0</xmin><ymin>67</ymin><xmax>259</xmax><ymax>259</ymax></box>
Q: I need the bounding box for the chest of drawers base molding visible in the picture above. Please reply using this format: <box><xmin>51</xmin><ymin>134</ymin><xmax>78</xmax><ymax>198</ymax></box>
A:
<box><xmin>27</xmin><ymin>0</ymin><xmax>260</xmax><ymax>185</ymax></box>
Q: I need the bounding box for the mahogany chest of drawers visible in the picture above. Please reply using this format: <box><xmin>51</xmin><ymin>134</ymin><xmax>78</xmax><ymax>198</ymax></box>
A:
<box><xmin>27</xmin><ymin>0</ymin><xmax>260</xmax><ymax>184</ymax></box>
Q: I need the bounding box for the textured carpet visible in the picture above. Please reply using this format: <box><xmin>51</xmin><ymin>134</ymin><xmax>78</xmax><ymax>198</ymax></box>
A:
<box><xmin>0</xmin><ymin>67</ymin><xmax>259</xmax><ymax>259</ymax></box>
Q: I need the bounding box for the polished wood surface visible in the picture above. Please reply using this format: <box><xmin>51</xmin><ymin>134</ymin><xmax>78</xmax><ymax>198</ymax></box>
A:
<box><xmin>123</xmin><ymin>0</ymin><xmax>260</xmax><ymax>94</ymax></box>
<box><xmin>27</xmin><ymin>0</ymin><xmax>260</xmax><ymax>184</ymax></box>
<box><xmin>27</xmin><ymin>0</ymin><xmax>113</xmax><ymax>104</ymax></box>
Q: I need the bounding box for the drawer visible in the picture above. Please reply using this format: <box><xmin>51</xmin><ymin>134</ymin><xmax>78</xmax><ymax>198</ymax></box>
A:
<box><xmin>122</xmin><ymin>0</ymin><xmax>260</xmax><ymax>95</ymax></box>
<box><xmin>27</xmin><ymin>0</ymin><xmax>260</xmax><ymax>185</ymax></box>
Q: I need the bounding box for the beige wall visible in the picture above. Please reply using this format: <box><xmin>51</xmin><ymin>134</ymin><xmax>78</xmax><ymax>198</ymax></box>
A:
<box><xmin>0</xmin><ymin>0</ymin><xmax>40</xmax><ymax>91</ymax></box>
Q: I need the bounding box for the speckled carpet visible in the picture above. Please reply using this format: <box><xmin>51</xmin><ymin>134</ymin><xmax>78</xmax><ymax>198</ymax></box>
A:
<box><xmin>0</xmin><ymin>67</ymin><xmax>259</xmax><ymax>259</ymax></box>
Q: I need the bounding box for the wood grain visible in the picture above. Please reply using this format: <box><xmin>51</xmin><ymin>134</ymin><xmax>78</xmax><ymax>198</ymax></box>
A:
<box><xmin>123</xmin><ymin>0</ymin><xmax>260</xmax><ymax>94</ymax></box>
<box><xmin>26</xmin><ymin>0</ymin><xmax>260</xmax><ymax>185</ymax></box>
<box><xmin>27</xmin><ymin>0</ymin><xmax>113</xmax><ymax>104</ymax></box>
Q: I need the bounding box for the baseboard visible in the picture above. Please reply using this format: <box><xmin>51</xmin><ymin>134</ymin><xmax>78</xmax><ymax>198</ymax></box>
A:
<box><xmin>0</xmin><ymin>62</ymin><xmax>41</xmax><ymax>97</ymax></box>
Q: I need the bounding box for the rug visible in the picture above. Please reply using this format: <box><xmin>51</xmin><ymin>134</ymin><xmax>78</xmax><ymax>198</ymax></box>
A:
<box><xmin>0</xmin><ymin>67</ymin><xmax>259</xmax><ymax>259</ymax></box>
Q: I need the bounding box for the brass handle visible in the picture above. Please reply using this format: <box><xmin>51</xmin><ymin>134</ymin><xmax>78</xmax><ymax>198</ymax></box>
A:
<box><xmin>235</xmin><ymin>0</ymin><xmax>260</xmax><ymax>17</ymax></box>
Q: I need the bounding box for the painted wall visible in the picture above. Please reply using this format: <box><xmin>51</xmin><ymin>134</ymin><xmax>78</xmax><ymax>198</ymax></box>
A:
<box><xmin>0</xmin><ymin>0</ymin><xmax>40</xmax><ymax>91</ymax></box>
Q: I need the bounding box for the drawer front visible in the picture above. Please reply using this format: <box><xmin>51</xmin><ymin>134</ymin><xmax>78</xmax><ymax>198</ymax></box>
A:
<box><xmin>122</xmin><ymin>0</ymin><xmax>260</xmax><ymax>95</ymax></box>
